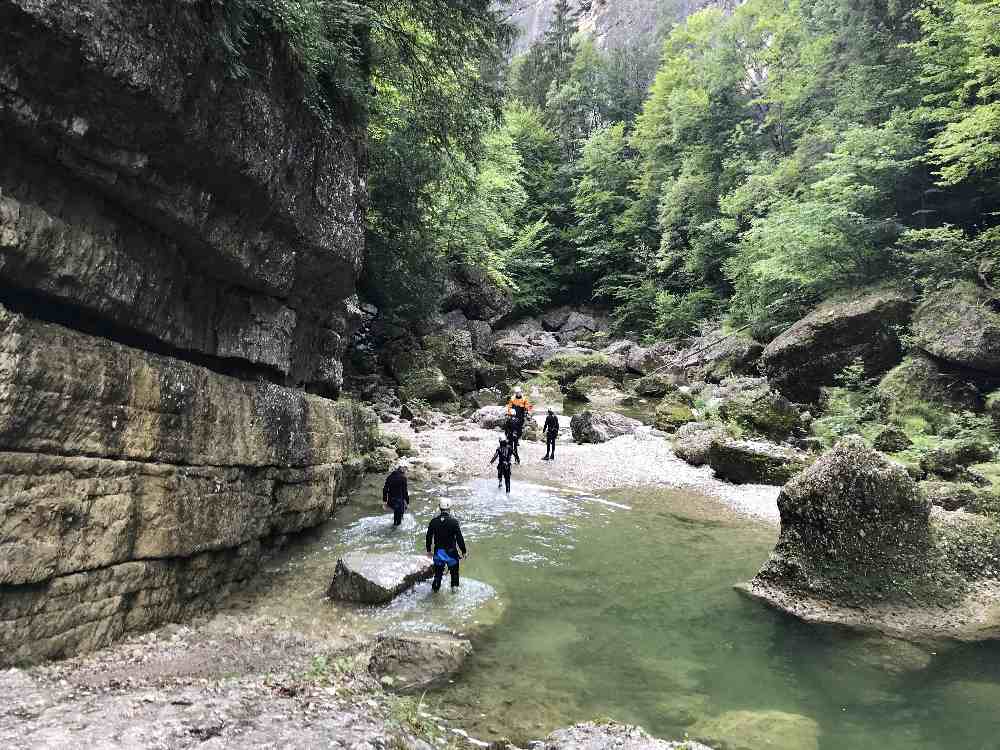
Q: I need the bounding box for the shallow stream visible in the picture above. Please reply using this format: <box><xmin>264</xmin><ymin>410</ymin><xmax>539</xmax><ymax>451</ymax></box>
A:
<box><xmin>230</xmin><ymin>475</ymin><xmax>1000</xmax><ymax>750</ymax></box>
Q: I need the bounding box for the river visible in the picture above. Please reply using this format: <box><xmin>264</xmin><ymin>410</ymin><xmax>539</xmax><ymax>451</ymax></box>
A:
<box><xmin>227</xmin><ymin>472</ymin><xmax>1000</xmax><ymax>750</ymax></box>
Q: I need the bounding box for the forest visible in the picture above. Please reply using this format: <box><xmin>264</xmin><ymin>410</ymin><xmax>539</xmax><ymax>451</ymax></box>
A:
<box><xmin>223</xmin><ymin>0</ymin><xmax>1000</xmax><ymax>339</ymax></box>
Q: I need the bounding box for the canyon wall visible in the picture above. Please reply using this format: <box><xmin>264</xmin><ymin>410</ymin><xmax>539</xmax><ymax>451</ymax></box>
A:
<box><xmin>0</xmin><ymin>0</ymin><xmax>374</xmax><ymax>664</ymax></box>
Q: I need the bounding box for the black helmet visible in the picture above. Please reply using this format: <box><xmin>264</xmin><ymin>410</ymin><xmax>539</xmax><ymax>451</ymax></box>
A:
<box><xmin>500</xmin><ymin>438</ymin><xmax>508</xmax><ymax>444</ymax></box>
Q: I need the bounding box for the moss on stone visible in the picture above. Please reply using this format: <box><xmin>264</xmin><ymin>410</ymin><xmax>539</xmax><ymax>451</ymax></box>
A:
<box><xmin>542</xmin><ymin>353</ymin><xmax>617</xmax><ymax>385</ymax></box>
<box><xmin>654</xmin><ymin>394</ymin><xmax>696</xmax><ymax>432</ymax></box>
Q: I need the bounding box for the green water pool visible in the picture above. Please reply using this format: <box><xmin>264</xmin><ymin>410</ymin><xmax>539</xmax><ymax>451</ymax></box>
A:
<box><xmin>233</xmin><ymin>476</ymin><xmax>1000</xmax><ymax>750</ymax></box>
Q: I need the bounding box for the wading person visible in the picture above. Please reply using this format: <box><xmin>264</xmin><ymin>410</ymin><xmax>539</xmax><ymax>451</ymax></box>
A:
<box><xmin>506</xmin><ymin>387</ymin><xmax>533</xmax><ymax>452</ymax></box>
<box><xmin>490</xmin><ymin>437</ymin><xmax>514</xmax><ymax>493</ymax></box>
<box><xmin>542</xmin><ymin>408</ymin><xmax>559</xmax><ymax>461</ymax></box>
<box><xmin>382</xmin><ymin>462</ymin><xmax>409</xmax><ymax>526</ymax></box>
<box><xmin>425</xmin><ymin>498</ymin><xmax>467</xmax><ymax>591</ymax></box>
<box><xmin>504</xmin><ymin>417</ymin><xmax>521</xmax><ymax>464</ymax></box>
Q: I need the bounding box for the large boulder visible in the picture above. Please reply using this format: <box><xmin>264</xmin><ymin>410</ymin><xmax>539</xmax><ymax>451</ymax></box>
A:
<box><xmin>633</xmin><ymin>371</ymin><xmax>685</xmax><ymax>397</ymax></box>
<box><xmin>565</xmin><ymin>375</ymin><xmax>628</xmax><ymax>405</ymax></box>
<box><xmin>570</xmin><ymin>410</ymin><xmax>641</xmax><ymax>443</ymax></box>
<box><xmin>920</xmin><ymin>480</ymin><xmax>978</xmax><ymax>511</ymax></box>
<box><xmin>472</xmin><ymin>405</ymin><xmax>509</xmax><ymax>430</ymax></box>
<box><xmin>626</xmin><ymin>341</ymin><xmax>679</xmax><ymax>375</ymax></box>
<box><xmin>543</xmin><ymin>353</ymin><xmax>618</xmax><ymax>386</ymax></box>
<box><xmin>542</xmin><ymin>722</ymin><xmax>713</xmax><ymax>750</ymax></box>
<box><xmin>679</xmin><ymin>329</ymin><xmax>763</xmax><ymax>382</ymax></box>
<box><xmin>912</xmin><ymin>281</ymin><xmax>1000</xmax><ymax>375</ymax></box>
<box><xmin>440</xmin><ymin>264</ymin><xmax>513</xmax><ymax>324</ymax></box>
<box><xmin>762</xmin><ymin>288</ymin><xmax>915</xmax><ymax>402</ymax></box>
<box><xmin>653</xmin><ymin>394</ymin><xmax>696</xmax><ymax>432</ymax></box>
<box><xmin>494</xmin><ymin>330</ymin><xmax>561</xmax><ymax>370</ymax></box>
<box><xmin>673</xmin><ymin>423</ymin><xmax>728</xmax><ymax>466</ymax></box>
<box><xmin>919</xmin><ymin>438</ymin><xmax>994</xmax><ymax>479</ymax></box>
<box><xmin>368</xmin><ymin>633</ymin><xmax>472</xmax><ymax>691</ymax></box>
<box><xmin>327</xmin><ymin>552</ymin><xmax>434</xmax><ymax>604</ymax></box>
<box><xmin>877</xmin><ymin>353</ymin><xmax>983</xmax><ymax>425</ymax></box>
<box><xmin>718</xmin><ymin>386</ymin><xmax>801</xmax><ymax>441</ymax></box>
<box><xmin>708</xmin><ymin>440</ymin><xmax>809</xmax><ymax>485</ymax></box>
<box><xmin>751</xmin><ymin>437</ymin><xmax>931</xmax><ymax>601</ymax></box>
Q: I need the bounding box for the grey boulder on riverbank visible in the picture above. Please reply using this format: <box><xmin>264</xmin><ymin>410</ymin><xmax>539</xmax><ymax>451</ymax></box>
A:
<box><xmin>708</xmin><ymin>439</ymin><xmax>810</xmax><ymax>485</ymax></box>
<box><xmin>327</xmin><ymin>552</ymin><xmax>434</xmax><ymax>604</ymax></box>
<box><xmin>368</xmin><ymin>633</ymin><xmax>472</xmax><ymax>691</ymax></box>
<box><xmin>570</xmin><ymin>410</ymin><xmax>642</xmax><ymax>443</ymax></box>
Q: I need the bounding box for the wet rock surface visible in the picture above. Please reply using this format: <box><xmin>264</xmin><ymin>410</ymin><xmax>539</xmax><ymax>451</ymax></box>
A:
<box><xmin>328</xmin><ymin>552</ymin><xmax>435</xmax><ymax>604</ymax></box>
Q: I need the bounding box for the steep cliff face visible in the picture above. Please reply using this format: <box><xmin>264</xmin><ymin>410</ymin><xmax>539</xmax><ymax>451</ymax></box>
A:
<box><xmin>509</xmin><ymin>0</ymin><xmax>721</xmax><ymax>53</ymax></box>
<box><xmin>0</xmin><ymin>0</ymin><xmax>374</xmax><ymax>664</ymax></box>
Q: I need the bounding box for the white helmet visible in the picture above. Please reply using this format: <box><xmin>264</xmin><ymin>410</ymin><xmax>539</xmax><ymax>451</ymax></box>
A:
<box><xmin>514</xmin><ymin>387</ymin><xmax>523</xmax><ymax>397</ymax></box>
<box><xmin>439</xmin><ymin>498</ymin><xmax>452</xmax><ymax>511</ymax></box>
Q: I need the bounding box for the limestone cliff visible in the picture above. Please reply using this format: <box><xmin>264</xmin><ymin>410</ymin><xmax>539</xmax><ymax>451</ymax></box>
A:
<box><xmin>0</xmin><ymin>0</ymin><xmax>373</xmax><ymax>664</ymax></box>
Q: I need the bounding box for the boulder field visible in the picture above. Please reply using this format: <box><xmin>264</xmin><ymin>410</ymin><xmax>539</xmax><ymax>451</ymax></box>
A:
<box><xmin>0</xmin><ymin>0</ymin><xmax>374</xmax><ymax>665</ymax></box>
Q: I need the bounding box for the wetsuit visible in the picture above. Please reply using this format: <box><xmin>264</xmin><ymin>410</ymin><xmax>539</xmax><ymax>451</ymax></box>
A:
<box><xmin>506</xmin><ymin>396</ymin><xmax>533</xmax><ymax>449</ymax></box>
<box><xmin>491</xmin><ymin>443</ymin><xmax>514</xmax><ymax>493</ymax></box>
<box><xmin>543</xmin><ymin>413</ymin><xmax>559</xmax><ymax>460</ymax></box>
<box><xmin>425</xmin><ymin>511</ymin><xmax>467</xmax><ymax>590</ymax></box>
<box><xmin>382</xmin><ymin>468</ymin><xmax>409</xmax><ymax>526</ymax></box>
<box><xmin>504</xmin><ymin>419</ymin><xmax>521</xmax><ymax>464</ymax></box>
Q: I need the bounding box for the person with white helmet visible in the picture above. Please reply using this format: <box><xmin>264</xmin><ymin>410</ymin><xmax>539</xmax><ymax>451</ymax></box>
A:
<box><xmin>506</xmin><ymin>386</ymin><xmax>533</xmax><ymax>461</ymax></box>
<box><xmin>425</xmin><ymin>498</ymin><xmax>467</xmax><ymax>591</ymax></box>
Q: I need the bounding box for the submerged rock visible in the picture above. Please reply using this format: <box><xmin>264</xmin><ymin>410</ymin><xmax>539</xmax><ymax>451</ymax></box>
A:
<box><xmin>708</xmin><ymin>439</ymin><xmax>809</xmax><ymax>485</ymax></box>
<box><xmin>570</xmin><ymin>410</ymin><xmax>641</xmax><ymax>443</ymax></box>
<box><xmin>542</xmin><ymin>721</ymin><xmax>713</xmax><ymax>750</ymax></box>
<box><xmin>690</xmin><ymin>710</ymin><xmax>819</xmax><ymax>750</ymax></box>
<box><xmin>368</xmin><ymin>633</ymin><xmax>472</xmax><ymax>692</ymax></box>
<box><xmin>762</xmin><ymin>287</ymin><xmax>914</xmax><ymax>402</ymax></box>
<box><xmin>327</xmin><ymin>552</ymin><xmax>434</xmax><ymax>604</ymax></box>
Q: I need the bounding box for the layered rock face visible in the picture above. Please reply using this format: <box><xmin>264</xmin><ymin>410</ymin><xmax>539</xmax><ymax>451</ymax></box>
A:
<box><xmin>0</xmin><ymin>0</ymin><xmax>371</xmax><ymax>664</ymax></box>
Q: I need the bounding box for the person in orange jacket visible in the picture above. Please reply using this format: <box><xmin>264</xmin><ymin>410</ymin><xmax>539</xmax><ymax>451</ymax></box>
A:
<box><xmin>506</xmin><ymin>387</ymin><xmax>533</xmax><ymax>462</ymax></box>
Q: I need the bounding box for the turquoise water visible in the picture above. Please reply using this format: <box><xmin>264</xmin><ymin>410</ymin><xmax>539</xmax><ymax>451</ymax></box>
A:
<box><xmin>233</xmin><ymin>476</ymin><xmax>1000</xmax><ymax>750</ymax></box>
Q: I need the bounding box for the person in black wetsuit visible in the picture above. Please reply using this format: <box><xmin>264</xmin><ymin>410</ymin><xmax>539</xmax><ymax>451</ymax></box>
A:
<box><xmin>542</xmin><ymin>409</ymin><xmax>559</xmax><ymax>461</ymax></box>
<box><xmin>382</xmin><ymin>464</ymin><xmax>409</xmax><ymax>526</ymax></box>
<box><xmin>425</xmin><ymin>498</ymin><xmax>467</xmax><ymax>591</ymax></box>
<box><xmin>490</xmin><ymin>438</ymin><xmax>514</xmax><ymax>493</ymax></box>
<box><xmin>504</xmin><ymin>418</ymin><xmax>521</xmax><ymax>464</ymax></box>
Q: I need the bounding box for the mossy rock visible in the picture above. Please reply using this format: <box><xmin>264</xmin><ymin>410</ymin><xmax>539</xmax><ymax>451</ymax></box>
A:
<box><xmin>877</xmin><ymin>353</ymin><xmax>982</xmax><ymax>427</ymax></box>
<box><xmin>565</xmin><ymin>375</ymin><xmax>623</xmax><ymax>402</ymax></box>
<box><xmin>398</xmin><ymin>368</ymin><xmax>456</xmax><ymax>403</ymax></box>
<box><xmin>691</xmin><ymin>709</ymin><xmax>819</xmax><ymax>750</ymax></box>
<box><xmin>718</xmin><ymin>387</ymin><xmax>800</xmax><ymax>440</ymax></box>
<box><xmin>967</xmin><ymin>488</ymin><xmax>1000</xmax><ymax>517</ymax></box>
<box><xmin>919</xmin><ymin>438</ymin><xmax>995</xmax><ymax>478</ymax></box>
<box><xmin>708</xmin><ymin>439</ymin><xmax>809</xmax><ymax>485</ymax></box>
<box><xmin>873</xmin><ymin>425</ymin><xmax>912</xmax><ymax>453</ymax></box>
<box><xmin>632</xmin><ymin>372</ymin><xmax>678</xmax><ymax>397</ymax></box>
<box><xmin>654</xmin><ymin>394</ymin><xmax>695</xmax><ymax>432</ymax></box>
<box><xmin>919</xmin><ymin>480</ymin><xmax>978</xmax><ymax>511</ymax></box>
<box><xmin>912</xmin><ymin>281</ymin><xmax>1000</xmax><ymax>374</ymax></box>
<box><xmin>542</xmin><ymin>353</ymin><xmax>617</xmax><ymax>386</ymax></box>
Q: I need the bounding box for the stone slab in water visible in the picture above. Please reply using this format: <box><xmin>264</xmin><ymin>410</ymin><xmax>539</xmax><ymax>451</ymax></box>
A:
<box><xmin>328</xmin><ymin>553</ymin><xmax>435</xmax><ymax>604</ymax></box>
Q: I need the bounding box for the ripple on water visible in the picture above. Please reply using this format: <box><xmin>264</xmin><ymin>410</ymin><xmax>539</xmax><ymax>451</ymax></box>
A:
<box><xmin>363</xmin><ymin>578</ymin><xmax>504</xmax><ymax>635</ymax></box>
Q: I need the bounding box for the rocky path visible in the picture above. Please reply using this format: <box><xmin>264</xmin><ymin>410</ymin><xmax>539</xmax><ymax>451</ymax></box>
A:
<box><xmin>386</xmin><ymin>418</ymin><xmax>781</xmax><ymax>524</ymax></box>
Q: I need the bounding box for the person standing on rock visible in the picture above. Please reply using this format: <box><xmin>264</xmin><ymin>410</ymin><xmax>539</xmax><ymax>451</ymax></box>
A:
<box><xmin>542</xmin><ymin>409</ymin><xmax>559</xmax><ymax>461</ymax></box>
<box><xmin>490</xmin><ymin>437</ymin><xmax>515</xmax><ymax>493</ymax></box>
<box><xmin>425</xmin><ymin>498</ymin><xmax>467</xmax><ymax>591</ymax></box>
<box><xmin>383</xmin><ymin>463</ymin><xmax>409</xmax><ymax>526</ymax></box>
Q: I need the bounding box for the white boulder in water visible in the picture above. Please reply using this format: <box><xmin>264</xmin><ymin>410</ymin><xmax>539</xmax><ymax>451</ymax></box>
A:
<box><xmin>327</xmin><ymin>552</ymin><xmax>434</xmax><ymax>604</ymax></box>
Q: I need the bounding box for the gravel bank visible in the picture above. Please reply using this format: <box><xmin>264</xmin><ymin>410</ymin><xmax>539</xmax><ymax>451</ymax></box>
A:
<box><xmin>385</xmin><ymin>417</ymin><xmax>781</xmax><ymax>524</ymax></box>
